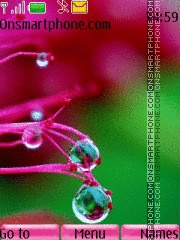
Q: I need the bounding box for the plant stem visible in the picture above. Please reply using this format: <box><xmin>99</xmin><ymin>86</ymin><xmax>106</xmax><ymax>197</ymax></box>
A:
<box><xmin>0</xmin><ymin>51</ymin><xmax>39</xmax><ymax>64</ymax></box>
<box><xmin>43</xmin><ymin>132</ymin><xmax>70</xmax><ymax>162</ymax></box>
<box><xmin>0</xmin><ymin>86</ymin><xmax>96</xmax><ymax>123</ymax></box>
<box><xmin>0</xmin><ymin>163</ymin><xmax>85</xmax><ymax>181</ymax></box>
<box><xmin>52</xmin><ymin>123</ymin><xmax>88</xmax><ymax>139</ymax></box>
<box><xmin>0</xmin><ymin>140</ymin><xmax>22</xmax><ymax>147</ymax></box>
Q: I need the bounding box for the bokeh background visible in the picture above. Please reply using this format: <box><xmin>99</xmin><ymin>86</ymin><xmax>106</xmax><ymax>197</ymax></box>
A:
<box><xmin>0</xmin><ymin>0</ymin><xmax>179</xmax><ymax>230</ymax></box>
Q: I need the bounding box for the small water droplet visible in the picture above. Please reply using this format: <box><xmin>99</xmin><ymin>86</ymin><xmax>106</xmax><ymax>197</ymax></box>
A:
<box><xmin>72</xmin><ymin>184</ymin><xmax>112</xmax><ymax>223</ymax></box>
<box><xmin>69</xmin><ymin>138</ymin><xmax>100</xmax><ymax>171</ymax></box>
<box><xmin>36</xmin><ymin>52</ymin><xmax>49</xmax><ymax>68</ymax></box>
<box><xmin>22</xmin><ymin>126</ymin><xmax>42</xmax><ymax>149</ymax></box>
<box><xmin>46</xmin><ymin>53</ymin><xmax>55</xmax><ymax>62</ymax></box>
<box><xmin>31</xmin><ymin>110</ymin><xmax>44</xmax><ymax>121</ymax></box>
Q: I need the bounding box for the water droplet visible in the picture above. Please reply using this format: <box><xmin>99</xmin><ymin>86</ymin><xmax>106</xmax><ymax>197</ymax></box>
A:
<box><xmin>31</xmin><ymin>110</ymin><xmax>44</xmax><ymax>121</ymax></box>
<box><xmin>72</xmin><ymin>184</ymin><xmax>112</xmax><ymax>223</ymax></box>
<box><xmin>69</xmin><ymin>138</ymin><xmax>100</xmax><ymax>171</ymax></box>
<box><xmin>36</xmin><ymin>52</ymin><xmax>49</xmax><ymax>68</ymax></box>
<box><xmin>22</xmin><ymin>126</ymin><xmax>42</xmax><ymax>149</ymax></box>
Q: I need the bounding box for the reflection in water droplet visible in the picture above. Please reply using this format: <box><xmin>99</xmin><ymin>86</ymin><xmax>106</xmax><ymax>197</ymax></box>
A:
<box><xmin>69</xmin><ymin>138</ymin><xmax>100</xmax><ymax>171</ymax></box>
<box><xmin>72</xmin><ymin>184</ymin><xmax>112</xmax><ymax>223</ymax></box>
<box><xmin>22</xmin><ymin>126</ymin><xmax>42</xmax><ymax>149</ymax></box>
<box><xmin>36</xmin><ymin>52</ymin><xmax>49</xmax><ymax>68</ymax></box>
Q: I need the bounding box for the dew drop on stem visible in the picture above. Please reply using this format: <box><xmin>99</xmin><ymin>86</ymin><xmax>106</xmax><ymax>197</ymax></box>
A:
<box><xmin>36</xmin><ymin>52</ymin><xmax>50</xmax><ymax>68</ymax></box>
<box><xmin>22</xmin><ymin>126</ymin><xmax>42</xmax><ymax>149</ymax></box>
<box><xmin>69</xmin><ymin>138</ymin><xmax>100</xmax><ymax>172</ymax></box>
<box><xmin>72</xmin><ymin>184</ymin><xmax>112</xmax><ymax>223</ymax></box>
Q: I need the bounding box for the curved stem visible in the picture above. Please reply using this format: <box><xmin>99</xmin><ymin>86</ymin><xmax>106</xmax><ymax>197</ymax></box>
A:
<box><xmin>43</xmin><ymin>132</ymin><xmax>70</xmax><ymax>162</ymax></box>
<box><xmin>0</xmin><ymin>163</ymin><xmax>85</xmax><ymax>181</ymax></box>
<box><xmin>0</xmin><ymin>122</ymin><xmax>38</xmax><ymax>134</ymax></box>
<box><xmin>52</xmin><ymin>123</ymin><xmax>88</xmax><ymax>139</ymax></box>
<box><xmin>46</xmin><ymin>128</ymin><xmax>98</xmax><ymax>184</ymax></box>
<box><xmin>45</xmin><ymin>128</ymin><xmax>77</xmax><ymax>146</ymax></box>
<box><xmin>0</xmin><ymin>51</ymin><xmax>39</xmax><ymax>64</ymax></box>
<box><xmin>45</xmin><ymin>128</ymin><xmax>88</xmax><ymax>169</ymax></box>
<box><xmin>0</xmin><ymin>87</ymin><xmax>94</xmax><ymax>123</ymax></box>
<box><xmin>0</xmin><ymin>140</ymin><xmax>22</xmax><ymax>148</ymax></box>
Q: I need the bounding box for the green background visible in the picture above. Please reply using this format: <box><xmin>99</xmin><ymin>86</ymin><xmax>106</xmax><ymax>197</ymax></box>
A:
<box><xmin>0</xmin><ymin>68</ymin><xmax>179</xmax><ymax>226</ymax></box>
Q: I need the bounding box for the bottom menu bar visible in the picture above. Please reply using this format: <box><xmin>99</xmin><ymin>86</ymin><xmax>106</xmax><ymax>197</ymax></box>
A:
<box><xmin>0</xmin><ymin>224</ymin><xmax>179</xmax><ymax>240</ymax></box>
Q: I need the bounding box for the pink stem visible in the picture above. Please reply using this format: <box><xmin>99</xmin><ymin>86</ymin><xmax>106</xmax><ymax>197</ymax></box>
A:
<box><xmin>0</xmin><ymin>163</ymin><xmax>85</xmax><ymax>181</ymax></box>
<box><xmin>45</xmin><ymin>128</ymin><xmax>88</xmax><ymax>173</ymax></box>
<box><xmin>46</xmin><ymin>128</ymin><xmax>98</xmax><ymax>183</ymax></box>
<box><xmin>0</xmin><ymin>122</ymin><xmax>38</xmax><ymax>134</ymax></box>
<box><xmin>0</xmin><ymin>52</ymin><xmax>39</xmax><ymax>64</ymax></box>
<box><xmin>50</xmin><ymin>106</ymin><xmax>66</xmax><ymax>121</ymax></box>
<box><xmin>0</xmin><ymin>88</ymin><xmax>93</xmax><ymax>123</ymax></box>
<box><xmin>0</xmin><ymin>131</ymin><xmax>23</xmax><ymax>136</ymax></box>
<box><xmin>52</xmin><ymin>123</ymin><xmax>88</xmax><ymax>139</ymax></box>
<box><xmin>46</xmin><ymin>128</ymin><xmax>78</xmax><ymax>146</ymax></box>
<box><xmin>0</xmin><ymin>140</ymin><xmax>22</xmax><ymax>148</ymax></box>
<box><xmin>43</xmin><ymin>132</ymin><xmax>70</xmax><ymax>162</ymax></box>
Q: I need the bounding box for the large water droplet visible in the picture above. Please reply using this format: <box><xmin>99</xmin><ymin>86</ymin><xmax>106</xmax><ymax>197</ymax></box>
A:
<box><xmin>69</xmin><ymin>138</ymin><xmax>100</xmax><ymax>171</ymax></box>
<box><xmin>72</xmin><ymin>184</ymin><xmax>112</xmax><ymax>223</ymax></box>
<box><xmin>22</xmin><ymin>126</ymin><xmax>42</xmax><ymax>149</ymax></box>
<box><xmin>36</xmin><ymin>52</ymin><xmax>49</xmax><ymax>68</ymax></box>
